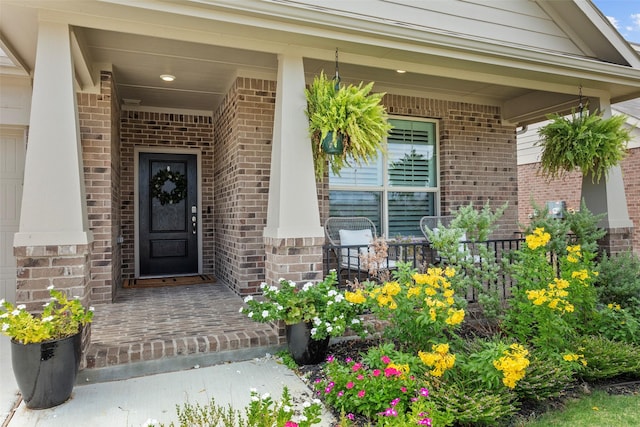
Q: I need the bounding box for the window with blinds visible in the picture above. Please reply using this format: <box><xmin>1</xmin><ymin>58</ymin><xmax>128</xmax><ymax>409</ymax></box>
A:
<box><xmin>329</xmin><ymin>117</ymin><xmax>439</xmax><ymax>238</ymax></box>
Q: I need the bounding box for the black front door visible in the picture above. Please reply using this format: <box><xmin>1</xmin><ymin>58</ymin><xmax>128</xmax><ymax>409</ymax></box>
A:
<box><xmin>139</xmin><ymin>152</ymin><xmax>198</xmax><ymax>276</ymax></box>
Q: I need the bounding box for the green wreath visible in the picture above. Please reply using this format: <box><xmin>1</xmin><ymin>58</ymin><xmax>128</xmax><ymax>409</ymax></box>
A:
<box><xmin>150</xmin><ymin>168</ymin><xmax>187</xmax><ymax>205</ymax></box>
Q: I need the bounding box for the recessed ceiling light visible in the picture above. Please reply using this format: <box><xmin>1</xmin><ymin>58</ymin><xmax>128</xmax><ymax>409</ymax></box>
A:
<box><xmin>396</xmin><ymin>69</ymin><xmax>407</xmax><ymax>74</ymax></box>
<box><xmin>160</xmin><ymin>74</ymin><xmax>176</xmax><ymax>82</ymax></box>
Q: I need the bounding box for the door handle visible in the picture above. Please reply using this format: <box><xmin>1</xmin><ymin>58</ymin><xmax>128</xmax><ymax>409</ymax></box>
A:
<box><xmin>191</xmin><ymin>205</ymin><xmax>197</xmax><ymax>234</ymax></box>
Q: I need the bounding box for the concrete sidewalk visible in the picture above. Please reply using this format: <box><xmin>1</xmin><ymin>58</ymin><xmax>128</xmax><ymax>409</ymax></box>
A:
<box><xmin>1</xmin><ymin>339</ymin><xmax>334</xmax><ymax>427</ymax></box>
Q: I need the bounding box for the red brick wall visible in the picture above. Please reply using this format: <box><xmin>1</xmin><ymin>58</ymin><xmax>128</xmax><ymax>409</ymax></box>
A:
<box><xmin>517</xmin><ymin>147</ymin><xmax>639</xmax><ymax>254</ymax></box>
<box><xmin>213</xmin><ymin>78</ymin><xmax>275</xmax><ymax>295</ymax></box>
<box><xmin>78</xmin><ymin>71</ymin><xmax>116</xmax><ymax>304</ymax></box>
<box><xmin>119</xmin><ymin>111</ymin><xmax>214</xmax><ymax>279</ymax></box>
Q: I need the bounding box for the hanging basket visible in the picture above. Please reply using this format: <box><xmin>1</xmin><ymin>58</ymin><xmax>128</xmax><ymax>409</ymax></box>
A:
<box><xmin>321</xmin><ymin>132</ymin><xmax>345</xmax><ymax>155</ymax></box>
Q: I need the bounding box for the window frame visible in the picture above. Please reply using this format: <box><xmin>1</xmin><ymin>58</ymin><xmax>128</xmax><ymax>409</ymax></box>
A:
<box><xmin>328</xmin><ymin>116</ymin><xmax>441</xmax><ymax>237</ymax></box>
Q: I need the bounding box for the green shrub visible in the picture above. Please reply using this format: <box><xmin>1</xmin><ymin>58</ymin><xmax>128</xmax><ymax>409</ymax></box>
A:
<box><xmin>513</xmin><ymin>352</ymin><xmax>576</xmax><ymax>402</ymax></box>
<box><xmin>577</xmin><ymin>336</ymin><xmax>640</xmax><ymax>381</ymax></box>
<box><xmin>595</xmin><ymin>251</ymin><xmax>640</xmax><ymax>307</ymax></box>
<box><xmin>428</xmin><ymin>374</ymin><xmax>519</xmax><ymax>426</ymax></box>
<box><xmin>585</xmin><ymin>303</ymin><xmax>640</xmax><ymax>345</ymax></box>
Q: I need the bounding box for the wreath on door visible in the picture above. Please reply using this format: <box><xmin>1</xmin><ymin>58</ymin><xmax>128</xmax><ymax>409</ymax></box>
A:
<box><xmin>150</xmin><ymin>167</ymin><xmax>187</xmax><ymax>205</ymax></box>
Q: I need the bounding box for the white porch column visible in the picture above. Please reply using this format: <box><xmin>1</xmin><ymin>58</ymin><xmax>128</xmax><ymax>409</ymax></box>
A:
<box><xmin>581</xmin><ymin>98</ymin><xmax>633</xmax><ymax>229</ymax></box>
<box><xmin>14</xmin><ymin>21</ymin><xmax>92</xmax><ymax>247</ymax></box>
<box><xmin>264</xmin><ymin>54</ymin><xmax>324</xmax><ymax>239</ymax></box>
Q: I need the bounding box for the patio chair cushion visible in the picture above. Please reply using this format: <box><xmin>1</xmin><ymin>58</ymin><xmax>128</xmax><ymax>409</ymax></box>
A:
<box><xmin>339</xmin><ymin>228</ymin><xmax>373</xmax><ymax>267</ymax></box>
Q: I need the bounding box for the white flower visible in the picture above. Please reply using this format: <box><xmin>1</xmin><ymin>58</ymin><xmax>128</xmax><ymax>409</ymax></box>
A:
<box><xmin>42</xmin><ymin>316</ymin><xmax>54</xmax><ymax>322</ymax></box>
<box><xmin>328</xmin><ymin>290</ymin><xmax>337</xmax><ymax>297</ymax></box>
<box><xmin>16</xmin><ymin>304</ymin><xmax>26</xmax><ymax>310</ymax></box>
<box><xmin>142</xmin><ymin>418</ymin><xmax>159</xmax><ymax>427</ymax></box>
<box><xmin>262</xmin><ymin>310</ymin><xmax>270</xmax><ymax>318</ymax></box>
<box><xmin>251</xmin><ymin>396</ymin><xmax>259</xmax><ymax>402</ymax></box>
<box><xmin>244</xmin><ymin>295</ymin><xmax>254</xmax><ymax>303</ymax></box>
<box><xmin>283</xmin><ymin>405</ymin><xmax>292</xmax><ymax>413</ymax></box>
<box><xmin>327</xmin><ymin>300</ymin><xmax>333</xmax><ymax>306</ymax></box>
<box><xmin>2</xmin><ymin>324</ymin><xmax>8</xmax><ymax>332</ymax></box>
<box><xmin>268</xmin><ymin>285</ymin><xmax>278</xmax><ymax>293</ymax></box>
<box><xmin>74</xmin><ymin>295</ymin><xmax>80</xmax><ymax>300</ymax></box>
<box><xmin>0</xmin><ymin>313</ymin><xmax>8</xmax><ymax>319</ymax></box>
<box><xmin>303</xmin><ymin>401</ymin><xmax>311</xmax><ymax>408</ymax></box>
<box><xmin>259</xmin><ymin>282</ymin><xmax>267</xmax><ymax>289</ymax></box>
<box><xmin>276</xmin><ymin>304</ymin><xmax>283</xmax><ymax>311</ymax></box>
<box><xmin>313</xmin><ymin>398</ymin><xmax>321</xmax><ymax>405</ymax></box>
<box><xmin>302</xmin><ymin>282</ymin><xmax>313</xmax><ymax>292</ymax></box>
<box><xmin>250</xmin><ymin>387</ymin><xmax>257</xmax><ymax>393</ymax></box>
<box><xmin>0</xmin><ymin>299</ymin><xmax>4</xmax><ymax>305</ymax></box>
<box><xmin>334</xmin><ymin>294</ymin><xmax>344</xmax><ymax>302</ymax></box>
<box><xmin>298</xmin><ymin>415</ymin><xmax>308</xmax><ymax>422</ymax></box>
<box><xmin>261</xmin><ymin>392</ymin><xmax>270</xmax><ymax>400</ymax></box>
<box><xmin>42</xmin><ymin>301</ymin><xmax>51</xmax><ymax>308</ymax></box>
<box><xmin>326</xmin><ymin>325</ymin><xmax>333</xmax><ymax>333</ymax></box>
<box><xmin>89</xmin><ymin>306</ymin><xmax>95</xmax><ymax>312</ymax></box>
<box><xmin>238</xmin><ymin>307</ymin><xmax>244</xmax><ymax>313</ymax></box>
<box><xmin>351</xmin><ymin>318</ymin><xmax>360</xmax><ymax>324</ymax></box>
<box><xmin>310</xmin><ymin>327</ymin><xmax>317</xmax><ymax>336</ymax></box>
<box><xmin>11</xmin><ymin>310</ymin><xmax>20</xmax><ymax>316</ymax></box>
<box><xmin>313</xmin><ymin>317</ymin><xmax>321</xmax><ymax>326</ymax></box>
<box><xmin>47</xmin><ymin>285</ymin><xmax>55</xmax><ymax>290</ymax></box>
<box><xmin>248</xmin><ymin>312</ymin><xmax>254</xmax><ymax>318</ymax></box>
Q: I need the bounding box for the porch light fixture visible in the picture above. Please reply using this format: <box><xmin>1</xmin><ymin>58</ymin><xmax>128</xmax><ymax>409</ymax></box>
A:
<box><xmin>160</xmin><ymin>74</ymin><xmax>175</xmax><ymax>82</ymax></box>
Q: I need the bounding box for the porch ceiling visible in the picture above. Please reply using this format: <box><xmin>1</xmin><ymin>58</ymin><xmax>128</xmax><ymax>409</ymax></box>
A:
<box><xmin>1</xmin><ymin>0</ymin><xmax>639</xmax><ymax>125</ymax></box>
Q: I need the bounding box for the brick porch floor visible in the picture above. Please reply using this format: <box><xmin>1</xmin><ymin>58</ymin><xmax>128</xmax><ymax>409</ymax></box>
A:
<box><xmin>83</xmin><ymin>282</ymin><xmax>282</xmax><ymax>372</ymax></box>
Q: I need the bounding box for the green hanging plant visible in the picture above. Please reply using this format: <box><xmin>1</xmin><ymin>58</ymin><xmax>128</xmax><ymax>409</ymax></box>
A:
<box><xmin>305</xmin><ymin>71</ymin><xmax>392</xmax><ymax>181</ymax></box>
<box><xmin>536</xmin><ymin>109</ymin><xmax>632</xmax><ymax>183</ymax></box>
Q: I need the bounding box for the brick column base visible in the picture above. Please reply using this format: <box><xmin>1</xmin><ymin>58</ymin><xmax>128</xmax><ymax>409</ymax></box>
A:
<box><xmin>14</xmin><ymin>244</ymin><xmax>93</xmax><ymax>363</ymax></box>
<box><xmin>263</xmin><ymin>236</ymin><xmax>324</xmax><ymax>344</ymax></box>
<box><xmin>599</xmin><ymin>226</ymin><xmax>634</xmax><ymax>256</ymax></box>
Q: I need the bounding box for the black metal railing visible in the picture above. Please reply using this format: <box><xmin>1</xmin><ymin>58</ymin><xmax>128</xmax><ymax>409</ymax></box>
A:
<box><xmin>323</xmin><ymin>237</ymin><xmax>525</xmax><ymax>302</ymax></box>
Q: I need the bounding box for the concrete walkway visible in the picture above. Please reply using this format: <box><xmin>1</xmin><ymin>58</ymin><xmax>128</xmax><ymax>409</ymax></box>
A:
<box><xmin>1</xmin><ymin>339</ymin><xmax>334</xmax><ymax>427</ymax></box>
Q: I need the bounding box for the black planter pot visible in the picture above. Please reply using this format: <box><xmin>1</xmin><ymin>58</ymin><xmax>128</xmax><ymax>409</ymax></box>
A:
<box><xmin>321</xmin><ymin>131</ymin><xmax>344</xmax><ymax>155</ymax></box>
<box><xmin>286</xmin><ymin>322</ymin><xmax>330</xmax><ymax>365</ymax></box>
<box><xmin>11</xmin><ymin>331</ymin><xmax>82</xmax><ymax>409</ymax></box>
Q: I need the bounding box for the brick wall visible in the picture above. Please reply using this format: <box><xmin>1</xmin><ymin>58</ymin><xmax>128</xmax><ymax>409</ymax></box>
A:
<box><xmin>518</xmin><ymin>147</ymin><xmax>639</xmax><ymax>254</ymax></box>
<box><xmin>120</xmin><ymin>111</ymin><xmax>214</xmax><ymax>279</ymax></box>
<box><xmin>78</xmin><ymin>71</ymin><xmax>117</xmax><ymax>304</ymax></box>
<box><xmin>383</xmin><ymin>95</ymin><xmax>519</xmax><ymax>237</ymax></box>
<box><xmin>213</xmin><ymin>78</ymin><xmax>275</xmax><ymax>295</ymax></box>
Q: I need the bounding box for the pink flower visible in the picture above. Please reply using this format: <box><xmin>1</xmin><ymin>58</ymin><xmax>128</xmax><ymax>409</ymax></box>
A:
<box><xmin>401</xmin><ymin>387</ymin><xmax>407</xmax><ymax>393</ymax></box>
<box><xmin>346</xmin><ymin>413</ymin><xmax>355</xmax><ymax>420</ymax></box>
<box><xmin>346</xmin><ymin>382</ymin><xmax>355</xmax><ymax>389</ymax></box>
<box><xmin>357</xmin><ymin>374</ymin><xmax>364</xmax><ymax>380</ymax></box>
<box><xmin>420</xmin><ymin>387</ymin><xmax>429</xmax><ymax>397</ymax></box>
<box><xmin>326</xmin><ymin>355</ymin><xmax>335</xmax><ymax>363</ymax></box>
<box><xmin>358</xmin><ymin>390</ymin><xmax>366</xmax><ymax>398</ymax></box>
<box><xmin>383</xmin><ymin>407</ymin><xmax>398</xmax><ymax>417</ymax></box>
<box><xmin>381</xmin><ymin>355</ymin><xmax>391</xmax><ymax>364</ymax></box>
<box><xmin>352</xmin><ymin>362</ymin><xmax>362</xmax><ymax>372</ymax></box>
<box><xmin>345</xmin><ymin>357</ymin><xmax>353</xmax><ymax>363</ymax></box>
<box><xmin>372</xmin><ymin>369</ymin><xmax>381</xmax><ymax>377</ymax></box>
<box><xmin>285</xmin><ymin>422</ymin><xmax>299</xmax><ymax>427</ymax></box>
<box><xmin>338</xmin><ymin>390</ymin><xmax>344</xmax><ymax>397</ymax></box>
<box><xmin>418</xmin><ymin>417</ymin><xmax>432</xmax><ymax>426</ymax></box>
<box><xmin>384</xmin><ymin>367</ymin><xmax>401</xmax><ymax>377</ymax></box>
<box><xmin>391</xmin><ymin>398</ymin><xmax>400</xmax><ymax>407</ymax></box>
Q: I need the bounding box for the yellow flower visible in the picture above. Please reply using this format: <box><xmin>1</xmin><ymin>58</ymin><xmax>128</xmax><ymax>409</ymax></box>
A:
<box><xmin>382</xmin><ymin>281</ymin><xmax>401</xmax><ymax>296</ymax></box>
<box><xmin>407</xmin><ymin>286</ymin><xmax>421</xmax><ymax>298</ymax></box>
<box><xmin>571</xmin><ymin>270</ymin><xmax>589</xmax><ymax>281</ymax></box>
<box><xmin>425</xmin><ymin>287</ymin><xmax>437</xmax><ymax>297</ymax></box>
<box><xmin>419</xmin><ymin>343</ymin><xmax>456</xmax><ymax>377</ymax></box>
<box><xmin>444</xmin><ymin>266</ymin><xmax>456</xmax><ymax>278</ymax></box>
<box><xmin>345</xmin><ymin>290</ymin><xmax>366</xmax><ymax>304</ymax></box>
<box><xmin>525</xmin><ymin>227</ymin><xmax>551</xmax><ymax>250</ymax></box>
<box><xmin>554</xmin><ymin>278</ymin><xmax>570</xmax><ymax>289</ymax></box>
<box><xmin>493</xmin><ymin>344</ymin><xmax>529</xmax><ymax>388</ymax></box>
<box><xmin>445</xmin><ymin>308</ymin><xmax>465</xmax><ymax>326</ymax></box>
